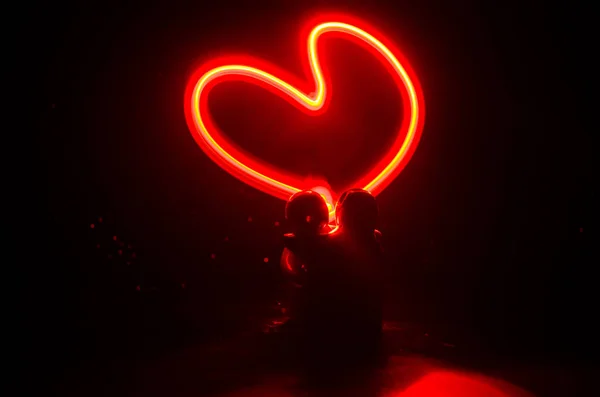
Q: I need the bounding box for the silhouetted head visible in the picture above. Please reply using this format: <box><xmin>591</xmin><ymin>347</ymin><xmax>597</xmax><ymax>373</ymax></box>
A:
<box><xmin>335</xmin><ymin>189</ymin><xmax>378</xmax><ymax>235</ymax></box>
<box><xmin>285</xmin><ymin>190</ymin><xmax>329</xmax><ymax>236</ymax></box>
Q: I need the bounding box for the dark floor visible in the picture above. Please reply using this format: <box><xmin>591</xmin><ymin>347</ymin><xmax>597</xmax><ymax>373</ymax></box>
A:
<box><xmin>48</xmin><ymin>320</ymin><xmax>583</xmax><ymax>397</ymax></box>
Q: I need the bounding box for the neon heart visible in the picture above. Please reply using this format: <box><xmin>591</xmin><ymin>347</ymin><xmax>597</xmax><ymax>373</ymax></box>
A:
<box><xmin>185</xmin><ymin>17</ymin><xmax>425</xmax><ymax>209</ymax></box>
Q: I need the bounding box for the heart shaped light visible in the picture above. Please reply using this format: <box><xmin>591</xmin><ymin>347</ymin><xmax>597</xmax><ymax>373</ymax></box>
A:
<box><xmin>185</xmin><ymin>17</ymin><xmax>425</xmax><ymax>211</ymax></box>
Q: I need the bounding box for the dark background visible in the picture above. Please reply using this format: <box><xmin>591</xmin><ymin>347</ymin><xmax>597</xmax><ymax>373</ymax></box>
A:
<box><xmin>20</xmin><ymin>0</ymin><xmax>592</xmax><ymax>393</ymax></box>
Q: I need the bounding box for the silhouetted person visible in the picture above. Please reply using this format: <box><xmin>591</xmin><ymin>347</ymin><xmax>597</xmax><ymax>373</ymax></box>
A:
<box><xmin>279</xmin><ymin>190</ymin><xmax>330</xmax><ymax>328</ymax></box>
<box><xmin>333</xmin><ymin>189</ymin><xmax>384</xmax><ymax>354</ymax></box>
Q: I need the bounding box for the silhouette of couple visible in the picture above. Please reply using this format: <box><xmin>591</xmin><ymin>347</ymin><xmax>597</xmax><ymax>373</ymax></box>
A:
<box><xmin>280</xmin><ymin>188</ymin><xmax>384</xmax><ymax>367</ymax></box>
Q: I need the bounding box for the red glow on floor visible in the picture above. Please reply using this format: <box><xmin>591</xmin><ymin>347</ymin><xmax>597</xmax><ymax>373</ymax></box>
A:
<box><xmin>203</xmin><ymin>356</ymin><xmax>535</xmax><ymax>397</ymax></box>
<box><xmin>185</xmin><ymin>16</ymin><xmax>425</xmax><ymax>215</ymax></box>
<box><xmin>388</xmin><ymin>371</ymin><xmax>533</xmax><ymax>397</ymax></box>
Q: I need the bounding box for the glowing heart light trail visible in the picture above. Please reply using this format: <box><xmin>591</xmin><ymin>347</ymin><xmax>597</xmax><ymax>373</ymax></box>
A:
<box><xmin>186</xmin><ymin>18</ymin><xmax>425</xmax><ymax>212</ymax></box>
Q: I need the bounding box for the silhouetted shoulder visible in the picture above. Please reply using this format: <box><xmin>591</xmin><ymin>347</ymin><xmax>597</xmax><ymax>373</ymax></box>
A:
<box><xmin>374</xmin><ymin>229</ymin><xmax>382</xmax><ymax>242</ymax></box>
<box><xmin>374</xmin><ymin>229</ymin><xmax>383</xmax><ymax>252</ymax></box>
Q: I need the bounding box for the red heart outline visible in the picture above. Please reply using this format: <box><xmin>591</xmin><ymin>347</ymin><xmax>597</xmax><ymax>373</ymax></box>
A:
<box><xmin>185</xmin><ymin>15</ymin><xmax>425</xmax><ymax>209</ymax></box>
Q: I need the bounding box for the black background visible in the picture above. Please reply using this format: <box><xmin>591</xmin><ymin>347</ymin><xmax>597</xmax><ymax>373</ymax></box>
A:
<box><xmin>20</xmin><ymin>0</ymin><xmax>592</xmax><ymax>393</ymax></box>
